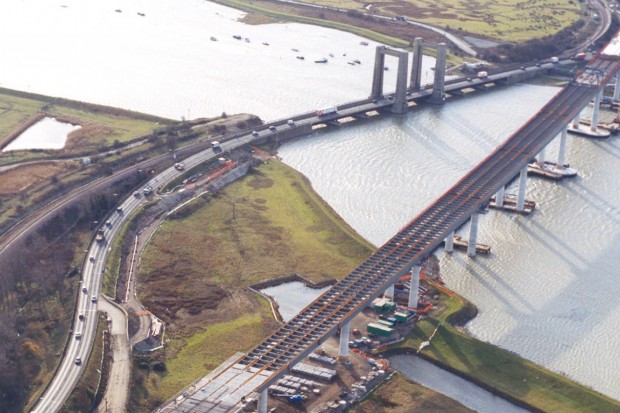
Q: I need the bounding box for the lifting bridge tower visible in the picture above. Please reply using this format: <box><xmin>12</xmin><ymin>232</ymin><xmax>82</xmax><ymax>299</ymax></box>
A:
<box><xmin>410</xmin><ymin>37</ymin><xmax>447</xmax><ymax>104</ymax></box>
<box><xmin>370</xmin><ymin>39</ymin><xmax>447</xmax><ymax>113</ymax></box>
<box><xmin>370</xmin><ymin>46</ymin><xmax>410</xmax><ymax>113</ymax></box>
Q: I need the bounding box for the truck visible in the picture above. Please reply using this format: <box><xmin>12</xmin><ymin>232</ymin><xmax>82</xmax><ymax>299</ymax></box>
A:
<box><xmin>551</xmin><ymin>56</ymin><xmax>559</xmax><ymax>63</ymax></box>
<box><xmin>477</xmin><ymin>70</ymin><xmax>488</xmax><ymax>79</ymax></box>
<box><xmin>95</xmin><ymin>228</ymin><xmax>105</xmax><ymax>243</ymax></box>
<box><xmin>211</xmin><ymin>141</ymin><xmax>222</xmax><ymax>153</ymax></box>
<box><xmin>315</xmin><ymin>106</ymin><xmax>337</xmax><ymax>117</ymax></box>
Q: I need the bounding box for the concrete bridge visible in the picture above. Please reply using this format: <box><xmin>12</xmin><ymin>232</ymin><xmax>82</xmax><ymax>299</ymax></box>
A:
<box><xmin>154</xmin><ymin>33</ymin><xmax>620</xmax><ymax>413</ymax></box>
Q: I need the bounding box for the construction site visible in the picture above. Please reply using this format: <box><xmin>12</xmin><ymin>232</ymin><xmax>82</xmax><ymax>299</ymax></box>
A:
<box><xmin>249</xmin><ymin>267</ymin><xmax>448</xmax><ymax>413</ymax></box>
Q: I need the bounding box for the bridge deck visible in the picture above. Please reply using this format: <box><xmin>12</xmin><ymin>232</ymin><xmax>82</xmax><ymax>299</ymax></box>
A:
<box><xmin>157</xmin><ymin>48</ymin><xmax>620</xmax><ymax>413</ymax></box>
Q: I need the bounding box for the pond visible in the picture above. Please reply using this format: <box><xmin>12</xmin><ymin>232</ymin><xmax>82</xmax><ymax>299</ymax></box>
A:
<box><xmin>3</xmin><ymin>117</ymin><xmax>81</xmax><ymax>151</ymax></box>
<box><xmin>259</xmin><ymin>280</ymin><xmax>331</xmax><ymax>322</ymax></box>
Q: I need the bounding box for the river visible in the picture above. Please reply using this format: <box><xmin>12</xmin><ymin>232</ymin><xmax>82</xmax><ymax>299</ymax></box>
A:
<box><xmin>1</xmin><ymin>0</ymin><xmax>619</xmax><ymax>403</ymax></box>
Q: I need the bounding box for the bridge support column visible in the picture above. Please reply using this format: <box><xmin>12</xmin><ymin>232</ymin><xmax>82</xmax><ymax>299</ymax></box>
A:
<box><xmin>517</xmin><ymin>165</ymin><xmax>528</xmax><ymax>212</ymax></box>
<box><xmin>558</xmin><ymin>127</ymin><xmax>568</xmax><ymax>165</ymax></box>
<box><xmin>591</xmin><ymin>89</ymin><xmax>602</xmax><ymax>132</ymax></box>
<box><xmin>467</xmin><ymin>213</ymin><xmax>479</xmax><ymax>257</ymax></box>
<box><xmin>258</xmin><ymin>389</ymin><xmax>268</xmax><ymax>413</ymax></box>
<box><xmin>409</xmin><ymin>265</ymin><xmax>421</xmax><ymax>311</ymax></box>
<box><xmin>495</xmin><ymin>186</ymin><xmax>505</xmax><ymax>208</ymax></box>
<box><xmin>339</xmin><ymin>322</ymin><xmax>351</xmax><ymax>358</ymax></box>
<box><xmin>572</xmin><ymin>112</ymin><xmax>580</xmax><ymax>129</ymax></box>
<box><xmin>410</xmin><ymin>38</ymin><xmax>423</xmax><ymax>91</ymax></box>
<box><xmin>538</xmin><ymin>145</ymin><xmax>546</xmax><ymax>163</ymax></box>
<box><xmin>615</xmin><ymin>74</ymin><xmax>620</xmax><ymax>101</ymax></box>
<box><xmin>444</xmin><ymin>231</ymin><xmax>454</xmax><ymax>252</ymax></box>
<box><xmin>384</xmin><ymin>283</ymin><xmax>395</xmax><ymax>300</ymax></box>
<box><xmin>429</xmin><ymin>43</ymin><xmax>446</xmax><ymax>104</ymax></box>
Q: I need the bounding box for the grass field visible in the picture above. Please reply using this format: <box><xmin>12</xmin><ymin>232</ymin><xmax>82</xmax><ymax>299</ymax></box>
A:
<box><xmin>350</xmin><ymin>373</ymin><xmax>476</xmax><ymax>413</ymax></box>
<box><xmin>387</xmin><ymin>291</ymin><xmax>620</xmax><ymax>413</ymax></box>
<box><xmin>130</xmin><ymin>159</ymin><xmax>376</xmax><ymax>411</ymax></box>
<box><xmin>267</xmin><ymin>0</ymin><xmax>584</xmax><ymax>42</ymax></box>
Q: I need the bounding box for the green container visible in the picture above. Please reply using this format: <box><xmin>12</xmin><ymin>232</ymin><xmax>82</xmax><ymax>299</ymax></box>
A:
<box><xmin>367</xmin><ymin>322</ymin><xmax>393</xmax><ymax>337</ymax></box>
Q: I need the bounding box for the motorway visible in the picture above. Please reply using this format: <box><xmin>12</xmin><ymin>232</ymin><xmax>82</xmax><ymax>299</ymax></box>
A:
<box><xmin>155</xmin><ymin>42</ymin><xmax>620</xmax><ymax>413</ymax></box>
<box><xmin>29</xmin><ymin>52</ymin><xmax>602</xmax><ymax>413</ymax></box>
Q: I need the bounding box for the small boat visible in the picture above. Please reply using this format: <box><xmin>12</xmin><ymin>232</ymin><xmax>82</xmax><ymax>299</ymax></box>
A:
<box><xmin>348</xmin><ymin>61</ymin><xmax>355</xmax><ymax>65</ymax></box>
<box><xmin>292</xmin><ymin>48</ymin><xmax>299</xmax><ymax>52</ymax></box>
<box><xmin>245</xmin><ymin>38</ymin><xmax>250</xmax><ymax>42</ymax></box>
<box><xmin>115</xmin><ymin>9</ymin><xmax>122</xmax><ymax>13</ymax></box>
<box><xmin>210</xmin><ymin>36</ymin><xmax>217</xmax><ymax>41</ymax></box>
<box><xmin>296</xmin><ymin>56</ymin><xmax>305</xmax><ymax>60</ymax></box>
<box><xmin>353</xmin><ymin>59</ymin><xmax>361</xmax><ymax>64</ymax></box>
<box><xmin>329</xmin><ymin>53</ymin><xmax>334</xmax><ymax>57</ymax></box>
<box><xmin>315</xmin><ymin>58</ymin><xmax>328</xmax><ymax>63</ymax></box>
<box><xmin>233</xmin><ymin>35</ymin><xmax>242</xmax><ymax>40</ymax></box>
<box><xmin>262</xmin><ymin>42</ymin><xmax>270</xmax><ymax>46</ymax></box>
<box><xmin>137</xmin><ymin>12</ymin><xmax>145</xmax><ymax>17</ymax></box>
<box><xmin>360</xmin><ymin>41</ymin><xmax>368</xmax><ymax>46</ymax></box>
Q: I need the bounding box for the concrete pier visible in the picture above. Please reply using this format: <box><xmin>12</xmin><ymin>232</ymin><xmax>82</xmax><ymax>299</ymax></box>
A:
<box><xmin>258</xmin><ymin>390</ymin><xmax>268</xmax><ymax>413</ymax></box>
<box><xmin>384</xmin><ymin>283</ymin><xmax>395</xmax><ymax>300</ymax></box>
<box><xmin>495</xmin><ymin>186</ymin><xmax>505</xmax><ymax>208</ymax></box>
<box><xmin>467</xmin><ymin>213</ymin><xmax>479</xmax><ymax>257</ymax></box>
<box><xmin>338</xmin><ymin>322</ymin><xmax>350</xmax><ymax>358</ymax></box>
<box><xmin>517</xmin><ymin>165</ymin><xmax>528</xmax><ymax>212</ymax></box>
<box><xmin>444</xmin><ymin>231</ymin><xmax>454</xmax><ymax>252</ymax></box>
<box><xmin>558</xmin><ymin>127</ymin><xmax>568</xmax><ymax>165</ymax></box>
<box><xmin>615</xmin><ymin>74</ymin><xmax>620</xmax><ymax>101</ymax></box>
<box><xmin>409</xmin><ymin>265</ymin><xmax>421</xmax><ymax>310</ymax></box>
<box><xmin>591</xmin><ymin>89</ymin><xmax>602</xmax><ymax>132</ymax></box>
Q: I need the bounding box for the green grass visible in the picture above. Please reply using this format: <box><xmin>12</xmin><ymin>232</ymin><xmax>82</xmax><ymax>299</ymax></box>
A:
<box><xmin>212</xmin><ymin>0</ymin><xmax>410</xmax><ymax>48</ymax></box>
<box><xmin>158</xmin><ymin>310</ymin><xmax>272</xmax><ymax>399</ymax></box>
<box><xmin>279</xmin><ymin>0</ymin><xmax>583</xmax><ymax>42</ymax></box>
<box><xmin>388</xmin><ymin>292</ymin><xmax>620</xmax><ymax>413</ymax></box>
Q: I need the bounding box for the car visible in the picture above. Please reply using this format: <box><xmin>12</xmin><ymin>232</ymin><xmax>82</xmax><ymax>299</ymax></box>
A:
<box><xmin>75</xmin><ymin>332</ymin><xmax>81</xmax><ymax>340</ymax></box>
<box><xmin>287</xmin><ymin>119</ymin><xmax>295</xmax><ymax>126</ymax></box>
<box><xmin>268</xmin><ymin>125</ymin><xmax>277</xmax><ymax>131</ymax></box>
<box><xmin>372</xmin><ymin>99</ymin><xmax>378</xmax><ymax>104</ymax></box>
<box><xmin>116</xmin><ymin>207</ymin><xmax>123</xmax><ymax>213</ymax></box>
<box><xmin>82</xmin><ymin>286</ymin><xmax>88</xmax><ymax>293</ymax></box>
<box><xmin>142</xmin><ymin>186</ymin><xmax>152</xmax><ymax>195</ymax></box>
<box><xmin>467</xmin><ymin>77</ymin><xmax>472</xmax><ymax>82</ymax></box>
<box><xmin>91</xmin><ymin>295</ymin><xmax>97</xmax><ymax>303</ymax></box>
<box><xmin>251</xmin><ymin>130</ymin><xmax>259</xmax><ymax>136</ymax></box>
<box><xmin>105</xmin><ymin>220</ymin><xmax>112</xmax><ymax>227</ymax></box>
<box><xmin>536</xmin><ymin>62</ymin><xmax>542</xmax><ymax>67</ymax></box>
<box><xmin>79</xmin><ymin>313</ymin><xmax>85</xmax><ymax>321</ymax></box>
<box><xmin>520</xmin><ymin>66</ymin><xmax>526</xmax><ymax>70</ymax></box>
<box><xmin>74</xmin><ymin>357</ymin><xmax>82</xmax><ymax>365</ymax></box>
<box><xmin>551</xmin><ymin>56</ymin><xmax>559</xmax><ymax>63</ymax></box>
<box><xmin>174</xmin><ymin>162</ymin><xmax>185</xmax><ymax>171</ymax></box>
<box><xmin>133</xmin><ymin>191</ymin><xmax>140</xmax><ymax>197</ymax></box>
<box><xmin>89</xmin><ymin>256</ymin><xmax>95</xmax><ymax>262</ymax></box>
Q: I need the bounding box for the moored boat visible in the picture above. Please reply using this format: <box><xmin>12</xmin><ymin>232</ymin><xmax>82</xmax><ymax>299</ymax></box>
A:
<box><xmin>315</xmin><ymin>58</ymin><xmax>328</xmax><ymax>63</ymax></box>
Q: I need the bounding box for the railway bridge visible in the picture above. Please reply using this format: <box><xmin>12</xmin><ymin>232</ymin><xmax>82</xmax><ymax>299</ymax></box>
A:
<box><xmin>154</xmin><ymin>35</ymin><xmax>620</xmax><ymax>413</ymax></box>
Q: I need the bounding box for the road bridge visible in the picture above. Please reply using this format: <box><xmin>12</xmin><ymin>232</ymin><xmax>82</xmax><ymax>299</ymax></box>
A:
<box><xmin>154</xmin><ymin>35</ymin><xmax>620</xmax><ymax>413</ymax></box>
